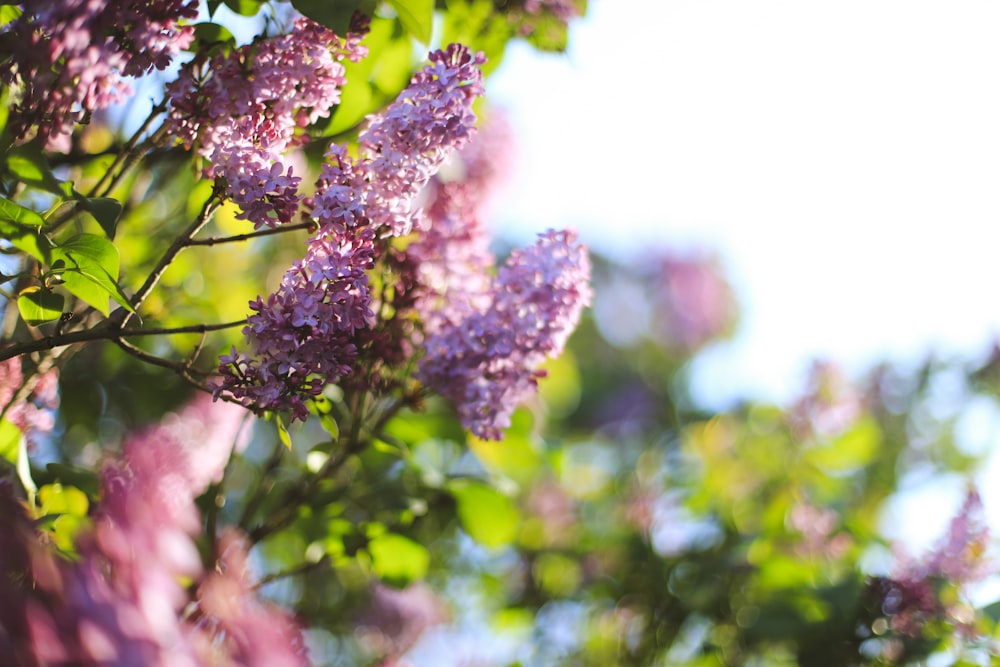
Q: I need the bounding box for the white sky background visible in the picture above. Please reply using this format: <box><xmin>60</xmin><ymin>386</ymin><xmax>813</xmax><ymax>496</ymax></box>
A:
<box><xmin>487</xmin><ymin>0</ymin><xmax>1000</xmax><ymax>409</ymax></box>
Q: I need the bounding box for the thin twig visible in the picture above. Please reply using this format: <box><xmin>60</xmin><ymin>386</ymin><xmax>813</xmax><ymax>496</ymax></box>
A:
<box><xmin>238</xmin><ymin>438</ymin><xmax>289</xmax><ymax>529</ymax></box>
<box><xmin>247</xmin><ymin>393</ymin><xmax>412</xmax><ymax>544</ymax></box>
<box><xmin>118</xmin><ymin>191</ymin><xmax>221</xmax><ymax>329</ymax></box>
<box><xmin>255</xmin><ymin>556</ymin><xmax>330</xmax><ymax>590</ymax></box>
<box><xmin>90</xmin><ymin>101</ymin><xmax>168</xmax><ymax>199</ymax></box>
<box><xmin>184</xmin><ymin>220</ymin><xmax>316</xmax><ymax>246</ymax></box>
<box><xmin>0</xmin><ymin>319</ymin><xmax>245</xmax><ymax>362</ymax></box>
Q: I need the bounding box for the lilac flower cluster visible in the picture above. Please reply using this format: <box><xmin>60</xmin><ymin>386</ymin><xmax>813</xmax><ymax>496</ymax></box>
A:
<box><xmin>1</xmin><ymin>0</ymin><xmax>198</xmax><ymax>150</ymax></box>
<box><xmin>650</xmin><ymin>254</ymin><xmax>736</xmax><ymax>354</ymax></box>
<box><xmin>0</xmin><ymin>394</ymin><xmax>309</xmax><ymax>666</ymax></box>
<box><xmin>788</xmin><ymin>360</ymin><xmax>865</xmax><ymax>440</ymax></box>
<box><xmin>0</xmin><ymin>357</ymin><xmax>59</xmax><ymax>450</ymax></box>
<box><xmin>165</xmin><ymin>17</ymin><xmax>368</xmax><ymax>229</ymax></box>
<box><xmin>404</xmin><ymin>114</ymin><xmax>590</xmax><ymax>439</ymax></box>
<box><xmin>408</xmin><ymin>113</ymin><xmax>514</xmax><ymax>334</ymax></box>
<box><xmin>215</xmin><ymin>45</ymin><xmax>487</xmax><ymax>419</ymax></box>
<box><xmin>418</xmin><ymin>229</ymin><xmax>592</xmax><ymax>440</ymax></box>
<box><xmin>871</xmin><ymin>487</ymin><xmax>991</xmax><ymax>639</ymax></box>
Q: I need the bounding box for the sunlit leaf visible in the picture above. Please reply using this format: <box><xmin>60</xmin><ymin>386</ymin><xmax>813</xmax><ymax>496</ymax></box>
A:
<box><xmin>0</xmin><ymin>4</ymin><xmax>22</xmax><ymax>26</ymax></box>
<box><xmin>806</xmin><ymin>417</ymin><xmax>880</xmax><ymax>472</ymax></box>
<box><xmin>0</xmin><ymin>418</ymin><xmax>20</xmax><ymax>463</ymax></box>
<box><xmin>387</xmin><ymin>0</ymin><xmax>433</xmax><ymax>44</ymax></box>
<box><xmin>38</xmin><ymin>483</ymin><xmax>89</xmax><ymax>517</ymax></box>
<box><xmin>4</xmin><ymin>143</ymin><xmax>72</xmax><ymax>197</ymax></box>
<box><xmin>223</xmin><ymin>0</ymin><xmax>264</xmax><ymax>16</ymax></box>
<box><xmin>17</xmin><ymin>286</ymin><xmax>64</xmax><ymax>325</ymax></box>
<box><xmin>42</xmin><ymin>462</ymin><xmax>99</xmax><ymax>499</ymax></box>
<box><xmin>0</xmin><ymin>198</ymin><xmax>44</xmax><ymax>227</ymax></box>
<box><xmin>50</xmin><ymin>233</ymin><xmax>132</xmax><ymax>315</ymax></box>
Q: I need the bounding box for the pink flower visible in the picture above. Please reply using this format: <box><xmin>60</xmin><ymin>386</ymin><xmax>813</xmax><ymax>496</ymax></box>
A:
<box><xmin>2</xmin><ymin>0</ymin><xmax>197</xmax><ymax>148</ymax></box>
<box><xmin>0</xmin><ymin>357</ymin><xmax>59</xmax><ymax>451</ymax></box>
<box><xmin>166</xmin><ymin>17</ymin><xmax>368</xmax><ymax>229</ymax></box>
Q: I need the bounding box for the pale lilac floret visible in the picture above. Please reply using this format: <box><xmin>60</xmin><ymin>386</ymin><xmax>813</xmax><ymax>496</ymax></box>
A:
<box><xmin>873</xmin><ymin>487</ymin><xmax>992</xmax><ymax>638</ymax></box>
<box><xmin>418</xmin><ymin>230</ymin><xmax>592</xmax><ymax>440</ymax></box>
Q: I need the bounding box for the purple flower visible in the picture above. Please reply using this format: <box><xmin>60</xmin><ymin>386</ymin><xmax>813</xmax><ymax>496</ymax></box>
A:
<box><xmin>166</xmin><ymin>17</ymin><xmax>367</xmax><ymax>229</ymax></box>
<box><xmin>870</xmin><ymin>486</ymin><xmax>992</xmax><ymax>639</ymax></box>
<box><xmin>418</xmin><ymin>230</ymin><xmax>592</xmax><ymax>440</ymax></box>
<box><xmin>0</xmin><ymin>357</ymin><xmax>59</xmax><ymax>451</ymax></box>
<box><xmin>2</xmin><ymin>0</ymin><xmax>197</xmax><ymax>149</ymax></box>
<box><xmin>216</xmin><ymin>45</ymin><xmax>486</xmax><ymax>417</ymax></box>
<box><xmin>409</xmin><ymin>112</ymin><xmax>515</xmax><ymax>334</ymax></box>
<box><xmin>0</xmin><ymin>395</ymin><xmax>309</xmax><ymax>665</ymax></box>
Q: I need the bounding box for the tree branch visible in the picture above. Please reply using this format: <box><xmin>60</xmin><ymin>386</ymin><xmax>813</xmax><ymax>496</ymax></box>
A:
<box><xmin>118</xmin><ymin>190</ymin><xmax>221</xmax><ymax>329</ymax></box>
<box><xmin>0</xmin><ymin>319</ymin><xmax>246</xmax><ymax>362</ymax></box>
<box><xmin>184</xmin><ymin>220</ymin><xmax>316</xmax><ymax>246</ymax></box>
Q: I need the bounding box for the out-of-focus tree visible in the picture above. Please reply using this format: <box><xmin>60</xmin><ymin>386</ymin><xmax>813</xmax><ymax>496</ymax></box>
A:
<box><xmin>1</xmin><ymin>1</ymin><xmax>999</xmax><ymax>666</ymax></box>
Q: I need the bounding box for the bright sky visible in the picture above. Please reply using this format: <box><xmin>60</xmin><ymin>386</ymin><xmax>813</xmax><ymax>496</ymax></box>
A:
<box><xmin>487</xmin><ymin>0</ymin><xmax>1000</xmax><ymax>408</ymax></box>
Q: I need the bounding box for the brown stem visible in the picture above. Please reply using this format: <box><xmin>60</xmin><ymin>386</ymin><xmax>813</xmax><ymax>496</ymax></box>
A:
<box><xmin>0</xmin><ymin>319</ymin><xmax>246</xmax><ymax>362</ymax></box>
<box><xmin>117</xmin><ymin>190</ymin><xmax>221</xmax><ymax>329</ymax></box>
<box><xmin>184</xmin><ymin>220</ymin><xmax>316</xmax><ymax>246</ymax></box>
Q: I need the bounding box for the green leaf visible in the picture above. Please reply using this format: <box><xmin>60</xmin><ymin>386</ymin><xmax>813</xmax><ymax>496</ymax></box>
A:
<box><xmin>0</xmin><ymin>198</ymin><xmax>44</xmax><ymax>227</ymax></box>
<box><xmin>276</xmin><ymin>414</ymin><xmax>292</xmax><ymax>450</ymax></box>
<box><xmin>0</xmin><ymin>197</ymin><xmax>49</xmax><ymax>260</ymax></box>
<box><xmin>806</xmin><ymin>416</ymin><xmax>881</xmax><ymax>472</ymax></box>
<box><xmin>0</xmin><ymin>418</ymin><xmax>20</xmax><ymax>463</ymax></box>
<box><xmin>320</xmin><ymin>413</ymin><xmax>339</xmax><ymax>440</ymax></box>
<box><xmin>450</xmin><ymin>481</ymin><xmax>520</xmax><ymax>548</ymax></box>
<box><xmin>190</xmin><ymin>22</ymin><xmax>235</xmax><ymax>54</ymax></box>
<box><xmin>326</xmin><ymin>78</ymin><xmax>373</xmax><ymax>135</ymax></box>
<box><xmin>291</xmin><ymin>0</ymin><xmax>376</xmax><ymax>34</ymax></box>
<box><xmin>79</xmin><ymin>197</ymin><xmax>122</xmax><ymax>239</ymax></box>
<box><xmin>4</xmin><ymin>143</ymin><xmax>73</xmax><ymax>197</ymax></box>
<box><xmin>0</xmin><ymin>5</ymin><xmax>22</xmax><ymax>27</ymax></box>
<box><xmin>17</xmin><ymin>286</ymin><xmax>64</xmax><ymax>325</ymax></box>
<box><xmin>223</xmin><ymin>0</ymin><xmax>264</xmax><ymax>16</ymax></box>
<box><xmin>50</xmin><ymin>233</ymin><xmax>132</xmax><ymax>315</ymax></box>
<box><xmin>440</xmin><ymin>0</ymin><xmax>511</xmax><ymax>75</ymax></box>
<box><xmin>0</xmin><ymin>216</ymin><xmax>49</xmax><ymax>261</ymax></box>
<box><xmin>368</xmin><ymin>532</ymin><xmax>430</xmax><ymax>584</ymax></box>
<box><xmin>38</xmin><ymin>483</ymin><xmax>89</xmax><ymax>518</ymax></box>
<box><xmin>36</xmin><ymin>483</ymin><xmax>92</xmax><ymax>553</ymax></box>
<box><xmin>42</xmin><ymin>462</ymin><xmax>100</xmax><ymax>499</ymax></box>
<box><xmin>388</xmin><ymin>0</ymin><xmax>434</xmax><ymax>44</ymax></box>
